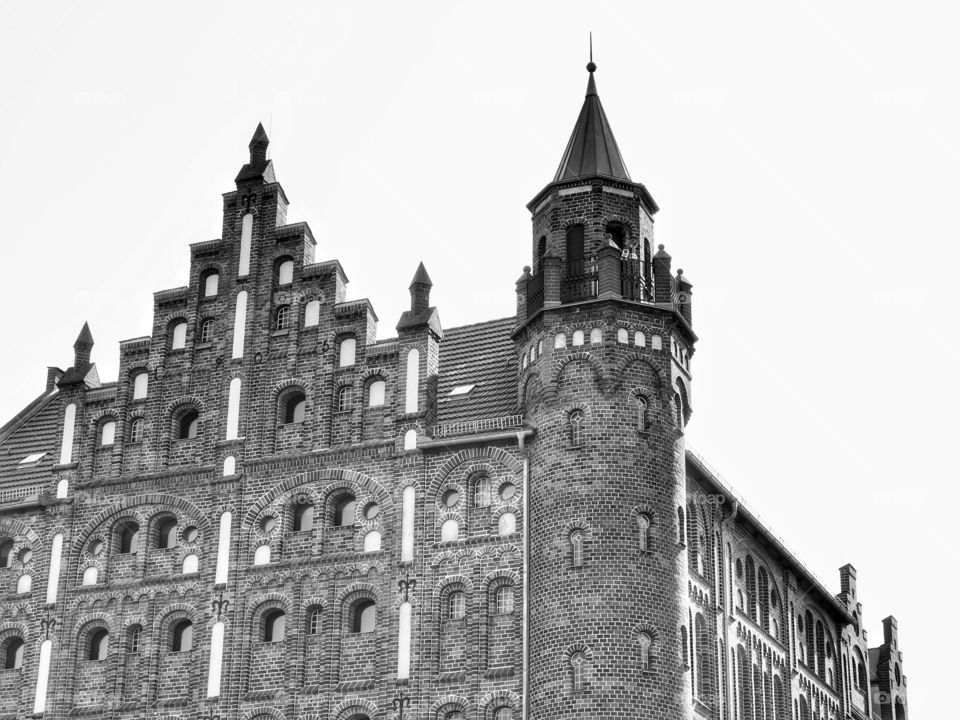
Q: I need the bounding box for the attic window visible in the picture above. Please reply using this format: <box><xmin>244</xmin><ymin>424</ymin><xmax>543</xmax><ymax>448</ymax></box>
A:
<box><xmin>18</xmin><ymin>452</ymin><xmax>46</xmax><ymax>465</ymax></box>
<box><xmin>449</xmin><ymin>384</ymin><xmax>475</xmax><ymax>397</ymax></box>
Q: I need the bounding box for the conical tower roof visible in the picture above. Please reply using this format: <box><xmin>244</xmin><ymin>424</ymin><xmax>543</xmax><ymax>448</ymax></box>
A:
<box><xmin>553</xmin><ymin>61</ymin><xmax>631</xmax><ymax>183</ymax></box>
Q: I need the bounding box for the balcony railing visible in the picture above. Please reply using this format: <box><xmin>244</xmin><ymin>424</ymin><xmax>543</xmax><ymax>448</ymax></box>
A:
<box><xmin>621</xmin><ymin>257</ymin><xmax>654</xmax><ymax>302</ymax></box>
<box><xmin>561</xmin><ymin>257</ymin><xmax>599</xmax><ymax>303</ymax></box>
<box><xmin>429</xmin><ymin>414</ymin><xmax>525</xmax><ymax>439</ymax></box>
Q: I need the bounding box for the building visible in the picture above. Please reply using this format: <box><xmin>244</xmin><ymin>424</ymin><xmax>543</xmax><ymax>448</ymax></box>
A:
<box><xmin>0</xmin><ymin>60</ymin><xmax>907</xmax><ymax>720</ymax></box>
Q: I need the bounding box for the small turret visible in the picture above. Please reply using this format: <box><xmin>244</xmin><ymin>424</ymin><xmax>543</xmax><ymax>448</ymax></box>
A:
<box><xmin>236</xmin><ymin>122</ymin><xmax>276</xmax><ymax>184</ymax></box>
<box><xmin>249</xmin><ymin>122</ymin><xmax>269</xmax><ymax>164</ymax></box>
<box><xmin>409</xmin><ymin>261</ymin><xmax>433</xmax><ymax>313</ymax></box>
<box><xmin>73</xmin><ymin>321</ymin><xmax>94</xmax><ymax>367</ymax></box>
<box><xmin>57</xmin><ymin>321</ymin><xmax>100</xmax><ymax>389</ymax></box>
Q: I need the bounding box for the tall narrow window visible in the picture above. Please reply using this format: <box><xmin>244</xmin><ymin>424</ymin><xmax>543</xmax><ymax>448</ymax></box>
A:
<box><xmin>745</xmin><ymin>556</ymin><xmax>757</xmax><ymax>621</ymax></box>
<box><xmin>88</xmin><ymin>629</ymin><xmax>109</xmax><ymax>661</ymax></box>
<box><xmin>441</xmin><ymin>519</ymin><xmax>460</xmax><ymax>542</ymax></box>
<box><xmin>204</xmin><ymin>271</ymin><xmax>219</xmax><ymax>297</ymax></box>
<box><xmin>339</xmin><ymin>337</ymin><xmax>356</xmax><ymax>367</ymax></box>
<box><xmin>3</xmin><ymin>638</ymin><xmax>23</xmax><ymax>670</ymax></box>
<box><xmin>695</xmin><ymin>614</ymin><xmax>706</xmax><ymax>698</ymax></box>
<box><xmin>293</xmin><ymin>502</ymin><xmax>314</xmax><ymax>531</ymax></box>
<box><xmin>537</xmin><ymin>236</ymin><xmax>547</xmax><ymax>268</ymax></box>
<box><xmin>677</xmin><ymin>506</ymin><xmax>685</xmax><ymax>544</ymax></box>
<box><xmin>0</xmin><ymin>539</ymin><xmax>11</xmax><ymax>568</ymax></box>
<box><xmin>232</xmin><ymin>290</ymin><xmax>248</xmax><ymax>359</ymax></box>
<box><xmin>156</xmin><ymin>517</ymin><xmax>177</xmax><ymax>549</ymax></box>
<box><xmin>565</xmin><ymin>224</ymin><xmax>584</xmax><ymax>274</ymax></box>
<box><xmin>404</xmin><ymin>348</ymin><xmax>420</xmax><ymax>413</ymax></box>
<box><xmin>637</xmin><ymin>514</ymin><xmax>650</xmax><ymax>551</ymax></box>
<box><xmin>284</xmin><ymin>391</ymin><xmax>306</xmax><ymax>423</ymax></box>
<box><xmin>352</xmin><ymin>600</ymin><xmax>376</xmax><ymax>633</ymax></box>
<box><xmin>275</xmin><ymin>305</ymin><xmax>291</xmax><ymax>330</ymax></box>
<box><xmin>474</xmin><ymin>475</ymin><xmax>492</xmax><ymax>507</ymax></box>
<box><xmin>171</xmin><ymin>321</ymin><xmax>187</xmax><ymax>350</ymax></box>
<box><xmin>334</xmin><ymin>495</ymin><xmax>356</xmax><ymax>527</ymax></box>
<box><xmin>179</xmin><ymin>410</ymin><xmax>199</xmax><ymax>439</ymax></box>
<box><xmin>449</xmin><ymin>591</ymin><xmax>466</xmax><ymax>620</ymax></box>
<box><xmin>308</xmin><ymin>608</ymin><xmax>322</xmax><ymax>635</ymax></box>
<box><xmin>637</xmin><ymin>632</ymin><xmax>652</xmax><ymax>670</ymax></box>
<box><xmin>172</xmin><ymin>620</ymin><xmax>193</xmax><ymax>652</ymax></box>
<box><xmin>368</xmin><ymin>380</ymin><xmax>386</xmax><ymax>407</ymax></box>
<box><xmin>132</xmin><ymin>372</ymin><xmax>148</xmax><ymax>399</ymax></box>
<box><xmin>199</xmin><ymin>318</ymin><xmax>215</xmax><ymax>343</ymax></box>
<box><xmin>119</xmin><ymin>522</ymin><xmax>139</xmax><ymax>554</ymax></box>
<box><xmin>637</xmin><ymin>396</ymin><xmax>648</xmax><ymax>431</ymax></box>
<box><xmin>238</xmin><ymin>214</ymin><xmax>253</xmax><ymax>277</ymax></box>
<box><xmin>129</xmin><ymin>417</ymin><xmax>144</xmax><ymax>443</ymax></box>
<box><xmin>277</xmin><ymin>259</ymin><xmax>294</xmax><ymax>285</ymax></box>
<box><xmin>571</xmin><ymin>652</ymin><xmax>586</xmax><ymax>692</ymax></box>
<box><xmin>569</xmin><ymin>410</ymin><xmax>584</xmax><ymax>447</ymax></box>
<box><xmin>570</xmin><ymin>530</ymin><xmax>584</xmax><ymax>567</ymax></box>
<box><xmin>495</xmin><ymin>585</ymin><xmax>514</xmax><ymax>614</ymax></box>
<box><xmin>263</xmin><ymin>610</ymin><xmax>286</xmax><ymax>642</ymax></box>
<box><xmin>128</xmin><ymin>626</ymin><xmax>142</xmax><ymax>653</ymax></box>
<box><xmin>304</xmin><ymin>299</ymin><xmax>321</xmax><ymax>327</ymax></box>
<box><xmin>337</xmin><ymin>386</ymin><xmax>353</xmax><ymax>412</ymax></box>
<box><xmin>680</xmin><ymin>625</ymin><xmax>689</xmax><ymax>666</ymax></box>
<box><xmin>498</xmin><ymin>512</ymin><xmax>516</xmax><ymax>536</ymax></box>
<box><xmin>100</xmin><ymin>420</ymin><xmax>116</xmax><ymax>446</ymax></box>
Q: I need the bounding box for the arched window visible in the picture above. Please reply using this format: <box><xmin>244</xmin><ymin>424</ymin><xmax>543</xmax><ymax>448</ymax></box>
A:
<box><xmin>637</xmin><ymin>514</ymin><xmax>651</xmax><ymax>551</ymax></box>
<box><xmin>277</xmin><ymin>259</ymin><xmax>294</xmax><ymax>285</ymax></box>
<box><xmin>303</xmin><ymin>299</ymin><xmax>321</xmax><ymax>327</ymax></box>
<box><xmin>334</xmin><ymin>494</ymin><xmax>357</xmax><ymax>527</ymax></box>
<box><xmin>100</xmin><ymin>420</ymin><xmax>116</xmax><ymax>446</ymax></box>
<box><xmin>171</xmin><ymin>620</ymin><xmax>193</xmax><ymax>652</ymax></box>
<box><xmin>339</xmin><ymin>337</ymin><xmax>356</xmax><ymax>367</ymax></box>
<box><xmin>128</xmin><ymin>625</ymin><xmax>142</xmax><ymax>653</ymax></box>
<box><xmin>203</xmin><ymin>271</ymin><xmax>219</xmax><ymax>297</ymax></box>
<box><xmin>283</xmin><ymin>391</ymin><xmax>306</xmax><ymax>423</ymax></box>
<box><xmin>570</xmin><ymin>530</ymin><xmax>584</xmax><ymax>567</ymax></box>
<box><xmin>403</xmin><ymin>428</ymin><xmax>417</xmax><ymax>451</ymax></box>
<box><xmin>337</xmin><ymin>386</ymin><xmax>353</xmax><ymax>412</ymax></box>
<box><xmin>537</xmin><ymin>235</ymin><xmax>547</xmax><ymax>267</ymax></box>
<box><xmin>815</xmin><ymin>620</ymin><xmax>826</xmax><ymax>680</ymax></box>
<box><xmin>674</xmin><ymin>392</ymin><xmax>685</xmax><ymax>429</ymax></box>
<box><xmin>495</xmin><ymin>585</ymin><xmax>514</xmax><ymax>615</ymax></box>
<box><xmin>498</xmin><ymin>512</ymin><xmax>516</xmax><ymax>536</ymax></box>
<box><xmin>495</xmin><ymin>708</ymin><xmax>513</xmax><ymax>720</ymax></box>
<box><xmin>253</xmin><ymin>545</ymin><xmax>271</xmax><ymax>565</ymax></box>
<box><xmin>571</xmin><ymin>652</ymin><xmax>587</xmax><ymax>692</ymax></box>
<box><xmin>363</xmin><ymin>530</ymin><xmax>381</xmax><ymax>552</ymax></box>
<box><xmin>308</xmin><ymin>608</ymin><xmax>322</xmax><ymax>635</ymax></box>
<box><xmin>565</xmin><ymin>224</ymin><xmax>584</xmax><ymax>273</ymax></box>
<box><xmin>637</xmin><ymin>396</ymin><xmax>648</xmax><ymax>431</ymax></box>
<box><xmin>0</xmin><ymin>538</ymin><xmax>13</xmax><ymax>567</ymax></box>
<box><xmin>3</xmin><ymin>637</ymin><xmax>23</xmax><ymax>670</ymax></box>
<box><xmin>745</xmin><ymin>556</ymin><xmax>757</xmax><ymax>621</ymax></box>
<box><xmin>404</xmin><ymin>348</ymin><xmax>420</xmax><ymax>413</ymax></box>
<box><xmin>677</xmin><ymin>506</ymin><xmax>685</xmax><ymax>544</ymax></box>
<box><xmin>590</xmin><ymin>328</ymin><xmax>602</xmax><ymax>344</ymax></box>
<box><xmin>293</xmin><ymin>502</ymin><xmax>314</xmax><ymax>531</ymax></box>
<box><xmin>680</xmin><ymin>625</ymin><xmax>689</xmax><ymax>666</ymax></box>
<box><xmin>449</xmin><ymin>590</ymin><xmax>466</xmax><ymax>620</ymax></box>
<box><xmin>155</xmin><ymin>517</ymin><xmax>177</xmax><ymax>549</ymax></box>
<box><xmin>637</xmin><ymin>632</ymin><xmax>652</xmax><ymax>670</ymax></box>
<box><xmin>572</xmin><ymin>329</ymin><xmax>585</xmax><ymax>346</ymax></box>
<box><xmin>199</xmin><ymin>318</ymin><xmax>215</xmax><ymax>343</ymax></box>
<box><xmin>554</xmin><ymin>332</ymin><xmax>566</xmax><ymax>348</ymax></box>
<box><xmin>170</xmin><ymin>321</ymin><xmax>187</xmax><ymax>350</ymax></box>
<box><xmin>473</xmin><ymin>474</ymin><xmax>492</xmax><ymax>508</ymax></box>
<box><xmin>82</xmin><ymin>566</ymin><xmax>98</xmax><ymax>585</ymax></box>
<box><xmin>758</xmin><ymin>567</ymin><xmax>771</xmax><ymax>630</ymax></box>
<box><xmin>182</xmin><ymin>554</ymin><xmax>198</xmax><ymax>574</ymax></box>
<box><xmin>440</xmin><ymin>519</ymin><xmax>459</xmax><ymax>542</ymax></box>
<box><xmin>737</xmin><ymin>646</ymin><xmax>752</xmax><ymax>718</ymax></box>
<box><xmin>119</xmin><ymin>522</ymin><xmax>139</xmax><ymax>554</ymax></box>
<box><xmin>88</xmin><ymin>628</ymin><xmax>109</xmax><ymax>661</ymax></box>
<box><xmin>569</xmin><ymin>410</ymin><xmax>584</xmax><ymax>448</ymax></box>
<box><xmin>351</xmin><ymin>599</ymin><xmax>376</xmax><ymax>633</ymax></box>
<box><xmin>263</xmin><ymin>609</ymin><xmax>286</xmax><ymax>642</ymax></box>
<box><xmin>275</xmin><ymin>305</ymin><xmax>291</xmax><ymax>330</ymax></box>
<box><xmin>368</xmin><ymin>380</ymin><xmax>386</xmax><ymax>407</ymax></box>
<box><xmin>644</xmin><ymin>239</ymin><xmax>653</xmax><ymax>289</ymax></box>
<box><xmin>129</xmin><ymin>417</ymin><xmax>144</xmax><ymax>443</ymax></box>
<box><xmin>617</xmin><ymin>327</ymin><xmax>628</xmax><ymax>344</ymax></box>
<box><xmin>132</xmin><ymin>371</ymin><xmax>148</xmax><ymax>399</ymax></box>
<box><xmin>178</xmin><ymin>410</ymin><xmax>199</xmax><ymax>439</ymax></box>
<box><xmin>694</xmin><ymin>614</ymin><xmax>706</xmax><ymax>698</ymax></box>
<box><xmin>804</xmin><ymin>610</ymin><xmax>815</xmax><ymax>667</ymax></box>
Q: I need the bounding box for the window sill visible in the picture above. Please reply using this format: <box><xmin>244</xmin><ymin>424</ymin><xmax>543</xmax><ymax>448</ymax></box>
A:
<box><xmin>196</xmin><ymin>342</ymin><xmax>213</xmax><ymax>350</ymax></box>
<box><xmin>272</xmin><ymin>329</ymin><xmax>291</xmax><ymax>337</ymax></box>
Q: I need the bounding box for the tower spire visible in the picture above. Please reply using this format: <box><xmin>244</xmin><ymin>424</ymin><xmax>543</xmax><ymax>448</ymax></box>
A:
<box><xmin>553</xmin><ymin>46</ymin><xmax>629</xmax><ymax>182</ymax></box>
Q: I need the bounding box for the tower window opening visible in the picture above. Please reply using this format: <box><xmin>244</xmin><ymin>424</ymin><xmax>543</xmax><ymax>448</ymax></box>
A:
<box><xmin>351</xmin><ymin>599</ymin><xmax>376</xmax><ymax>633</ymax></box>
<box><xmin>334</xmin><ymin>494</ymin><xmax>357</xmax><ymax>527</ymax></box>
<box><xmin>283</xmin><ymin>391</ymin><xmax>307</xmax><ymax>423</ymax></box>
<box><xmin>263</xmin><ymin>609</ymin><xmax>286</xmax><ymax>642</ymax></box>
<box><xmin>569</xmin><ymin>410</ymin><xmax>584</xmax><ymax>448</ymax></box>
<box><xmin>178</xmin><ymin>410</ymin><xmax>199</xmax><ymax>440</ymax></box>
<box><xmin>199</xmin><ymin>318</ymin><xmax>215</xmax><ymax>343</ymax></box>
<box><xmin>171</xmin><ymin>620</ymin><xmax>193</xmax><ymax>652</ymax></box>
<box><xmin>155</xmin><ymin>517</ymin><xmax>178</xmax><ymax>549</ymax></box>
<box><xmin>88</xmin><ymin>629</ymin><xmax>109</xmax><ymax>661</ymax></box>
<box><xmin>449</xmin><ymin>590</ymin><xmax>466</xmax><ymax>620</ymax></box>
<box><xmin>3</xmin><ymin>637</ymin><xmax>23</xmax><ymax>670</ymax></box>
<box><xmin>495</xmin><ymin>585</ymin><xmax>514</xmax><ymax>614</ymax></box>
<box><xmin>293</xmin><ymin>502</ymin><xmax>314</xmax><ymax>532</ymax></box>
<box><xmin>275</xmin><ymin>305</ymin><xmax>291</xmax><ymax>330</ymax></box>
<box><xmin>129</xmin><ymin>417</ymin><xmax>144</xmax><ymax>443</ymax></box>
<box><xmin>337</xmin><ymin>386</ymin><xmax>353</xmax><ymax>412</ymax></box>
<box><xmin>119</xmin><ymin>522</ymin><xmax>139</xmax><ymax>554</ymax></box>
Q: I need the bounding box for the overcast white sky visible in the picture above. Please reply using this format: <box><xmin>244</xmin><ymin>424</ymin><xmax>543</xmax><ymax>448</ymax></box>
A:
<box><xmin>0</xmin><ymin>1</ymin><xmax>954</xmax><ymax>713</ymax></box>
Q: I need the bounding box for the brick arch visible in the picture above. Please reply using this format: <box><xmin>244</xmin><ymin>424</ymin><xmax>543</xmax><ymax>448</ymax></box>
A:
<box><xmin>72</xmin><ymin>611</ymin><xmax>117</xmax><ymax>637</ymax></box>
<box><xmin>0</xmin><ymin>517</ymin><xmax>41</xmax><ymax>549</ymax></box>
<box><xmin>271</xmin><ymin>378</ymin><xmax>309</xmax><ymax>401</ymax></box>
<box><xmin>560</xmin><ymin>518</ymin><xmax>595</xmax><ymax>540</ymax></box>
<box><xmin>563</xmin><ymin>641</ymin><xmax>595</xmax><ymax>662</ymax></box>
<box><xmin>335</xmin><ymin>582</ymin><xmax>379</xmax><ymax>627</ymax></box>
<box><xmin>430</xmin><ymin>694</ymin><xmax>472</xmax><ymax>718</ymax></box>
<box><xmin>629</xmin><ymin>621</ymin><xmax>660</xmax><ymax>645</ymax></box>
<box><xmin>87</xmin><ymin>408</ymin><xmax>121</xmax><ymax>426</ymax></box>
<box><xmin>478</xmin><ymin>689</ymin><xmax>521</xmax><ymax>717</ymax></box>
<box><xmin>331</xmin><ymin>698</ymin><xmax>378</xmax><ymax>720</ymax></box>
<box><xmin>551</xmin><ymin>351</ymin><xmax>605</xmax><ymax>390</ymax></box>
<box><xmin>431</xmin><ymin>447</ymin><xmax>523</xmax><ymax>496</ymax></box>
<box><xmin>152</xmin><ymin>602</ymin><xmax>200</xmax><ymax>637</ymax></box>
<box><xmin>559</xmin><ymin>216</ymin><xmax>589</xmax><ymax>231</ymax></box>
<box><xmin>612</xmin><ymin>353</ymin><xmax>667</xmax><ymax>391</ymax></box>
<box><xmin>480</xmin><ymin>568</ymin><xmax>520</xmax><ymax>593</ymax></box>
<box><xmin>520</xmin><ymin>369</ymin><xmax>543</xmax><ymax>412</ymax></box>
<box><xmin>431</xmin><ymin>548</ymin><xmax>470</xmax><ymax>569</ymax></box>
<box><xmin>241</xmin><ymin>708</ymin><xmax>286</xmax><ymax>720</ymax></box>
<box><xmin>432</xmin><ymin>574</ymin><xmax>474</xmax><ymax>600</ymax></box>
<box><xmin>243</xmin><ymin>469</ymin><xmax>393</xmax><ymax>529</ymax></box>
<box><xmin>70</xmin><ymin>494</ymin><xmax>210</xmax><ymax>557</ymax></box>
<box><xmin>0</xmin><ymin>622</ymin><xmax>28</xmax><ymax>644</ymax></box>
<box><xmin>359</xmin><ymin>367</ymin><xmax>391</xmax><ymax>382</ymax></box>
<box><xmin>601</xmin><ymin>214</ymin><xmax>638</xmax><ymax>237</ymax></box>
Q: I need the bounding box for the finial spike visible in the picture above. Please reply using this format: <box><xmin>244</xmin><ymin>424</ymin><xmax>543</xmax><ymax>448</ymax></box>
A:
<box><xmin>590</xmin><ymin>32</ymin><xmax>593</xmax><ymax>64</ymax></box>
<box><xmin>586</xmin><ymin>33</ymin><xmax>596</xmax><ymax>73</ymax></box>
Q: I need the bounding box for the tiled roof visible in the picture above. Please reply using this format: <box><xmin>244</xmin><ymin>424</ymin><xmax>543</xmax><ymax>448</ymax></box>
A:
<box><xmin>436</xmin><ymin>317</ymin><xmax>517</xmax><ymax>423</ymax></box>
<box><xmin>0</xmin><ymin>392</ymin><xmax>61</xmax><ymax>500</ymax></box>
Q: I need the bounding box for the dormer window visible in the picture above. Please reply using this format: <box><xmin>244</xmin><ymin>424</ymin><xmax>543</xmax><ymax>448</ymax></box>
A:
<box><xmin>18</xmin><ymin>452</ymin><xmax>45</xmax><ymax>465</ymax></box>
<box><xmin>449</xmin><ymin>384</ymin><xmax>475</xmax><ymax>397</ymax></box>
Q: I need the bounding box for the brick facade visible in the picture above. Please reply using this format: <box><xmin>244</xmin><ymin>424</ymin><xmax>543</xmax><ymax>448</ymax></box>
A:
<box><xmin>0</xmin><ymin>68</ymin><xmax>906</xmax><ymax>720</ymax></box>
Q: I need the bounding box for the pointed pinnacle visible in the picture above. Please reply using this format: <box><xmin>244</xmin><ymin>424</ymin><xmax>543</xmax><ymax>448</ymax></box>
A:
<box><xmin>410</xmin><ymin>261</ymin><xmax>433</xmax><ymax>288</ymax></box>
<box><xmin>250</xmin><ymin>122</ymin><xmax>269</xmax><ymax>147</ymax></box>
<box><xmin>74</xmin><ymin>321</ymin><xmax>93</xmax><ymax>347</ymax></box>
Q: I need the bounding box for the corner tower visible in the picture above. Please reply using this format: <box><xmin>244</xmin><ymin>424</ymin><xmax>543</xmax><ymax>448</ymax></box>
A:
<box><xmin>516</xmin><ymin>59</ymin><xmax>697</xmax><ymax>718</ymax></box>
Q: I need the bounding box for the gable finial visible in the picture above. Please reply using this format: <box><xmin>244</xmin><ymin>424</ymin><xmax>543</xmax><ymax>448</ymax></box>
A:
<box><xmin>587</xmin><ymin>32</ymin><xmax>596</xmax><ymax>73</ymax></box>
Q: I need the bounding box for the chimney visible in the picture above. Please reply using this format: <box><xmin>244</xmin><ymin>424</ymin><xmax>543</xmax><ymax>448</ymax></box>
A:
<box><xmin>882</xmin><ymin>616</ymin><xmax>899</xmax><ymax>647</ymax></box>
<box><xmin>839</xmin><ymin>563</ymin><xmax>857</xmax><ymax>600</ymax></box>
<box><xmin>45</xmin><ymin>367</ymin><xmax>63</xmax><ymax>392</ymax></box>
